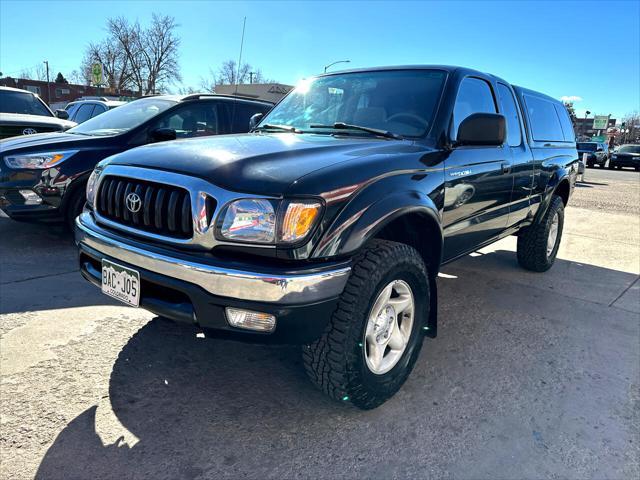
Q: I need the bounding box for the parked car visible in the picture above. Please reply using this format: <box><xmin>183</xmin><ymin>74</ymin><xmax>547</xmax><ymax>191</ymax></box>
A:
<box><xmin>0</xmin><ymin>86</ymin><xmax>75</xmax><ymax>139</ymax></box>
<box><xmin>608</xmin><ymin>144</ymin><xmax>640</xmax><ymax>171</ymax></box>
<box><xmin>75</xmin><ymin>66</ymin><xmax>577</xmax><ymax>409</ymax></box>
<box><xmin>576</xmin><ymin>141</ymin><xmax>608</xmax><ymax>168</ymax></box>
<box><xmin>65</xmin><ymin>98</ymin><xmax>126</xmax><ymax>124</ymax></box>
<box><xmin>0</xmin><ymin>94</ymin><xmax>273</xmax><ymax>227</ymax></box>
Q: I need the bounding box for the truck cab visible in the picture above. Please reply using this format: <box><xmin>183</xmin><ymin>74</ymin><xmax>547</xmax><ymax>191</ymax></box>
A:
<box><xmin>75</xmin><ymin>66</ymin><xmax>577</xmax><ymax>409</ymax></box>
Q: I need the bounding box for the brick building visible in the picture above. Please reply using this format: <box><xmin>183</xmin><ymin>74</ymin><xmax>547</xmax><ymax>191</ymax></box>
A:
<box><xmin>0</xmin><ymin>76</ymin><xmax>139</xmax><ymax>106</ymax></box>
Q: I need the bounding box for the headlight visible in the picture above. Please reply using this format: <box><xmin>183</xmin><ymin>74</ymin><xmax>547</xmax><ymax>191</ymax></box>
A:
<box><xmin>4</xmin><ymin>150</ymin><xmax>78</xmax><ymax>169</ymax></box>
<box><xmin>218</xmin><ymin>198</ymin><xmax>323</xmax><ymax>245</ymax></box>
<box><xmin>611</xmin><ymin>155</ymin><xmax>617</xmax><ymax>160</ymax></box>
<box><xmin>86</xmin><ymin>168</ymin><xmax>102</xmax><ymax>207</ymax></box>
<box><xmin>219</xmin><ymin>199</ymin><xmax>277</xmax><ymax>244</ymax></box>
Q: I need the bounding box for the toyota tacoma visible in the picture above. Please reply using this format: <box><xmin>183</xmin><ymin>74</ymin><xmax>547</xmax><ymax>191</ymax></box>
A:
<box><xmin>75</xmin><ymin>66</ymin><xmax>578</xmax><ymax>409</ymax></box>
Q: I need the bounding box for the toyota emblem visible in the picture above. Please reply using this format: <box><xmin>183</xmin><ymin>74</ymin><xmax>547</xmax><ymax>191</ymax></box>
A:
<box><xmin>126</xmin><ymin>192</ymin><xmax>142</xmax><ymax>213</ymax></box>
<box><xmin>22</xmin><ymin>128</ymin><xmax>37</xmax><ymax>135</ymax></box>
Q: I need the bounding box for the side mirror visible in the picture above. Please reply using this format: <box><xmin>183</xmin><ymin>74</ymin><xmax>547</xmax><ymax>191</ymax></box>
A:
<box><xmin>55</xmin><ymin>109</ymin><xmax>69</xmax><ymax>120</ymax></box>
<box><xmin>456</xmin><ymin>113</ymin><xmax>506</xmax><ymax>146</ymax></box>
<box><xmin>249</xmin><ymin>113</ymin><xmax>264</xmax><ymax>130</ymax></box>
<box><xmin>596</xmin><ymin>147</ymin><xmax>603</xmax><ymax>152</ymax></box>
<box><xmin>150</xmin><ymin>128</ymin><xmax>177</xmax><ymax>142</ymax></box>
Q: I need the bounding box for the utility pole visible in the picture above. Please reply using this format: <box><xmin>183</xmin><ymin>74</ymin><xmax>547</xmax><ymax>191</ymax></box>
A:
<box><xmin>581</xmin><ymin>110</ymin><xmax>591</xmax><ymax>139</ymax></box>
<box><xmin>249</xmin><ymin>72</ymin><xmax>255</xmax><ymax>84</ymax></box>
<box><xmin>43</xmin><ymin>60</ymin><xmax>50</xmax><ymax>105</ymax></box>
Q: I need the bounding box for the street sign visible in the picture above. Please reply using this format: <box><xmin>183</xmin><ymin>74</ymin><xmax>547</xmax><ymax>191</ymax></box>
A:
<box><xmin>91</xmin><ymin>63</ymin><xmax>103</xmax><ymax>86</ymax></box>
<box><xmin>592</xmin><ymin>115</ymin><xmax>609</xmax><ymax>130</ymax></box>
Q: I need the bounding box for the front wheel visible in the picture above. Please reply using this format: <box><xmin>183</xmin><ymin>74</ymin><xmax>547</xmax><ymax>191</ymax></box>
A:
<box><xmin>65</xmin><ymin>187</ymin><xmax>86</xmax><ymax>231</ymax></box>
<box><xmin>303</xmin><ymin>240</ymin><xmax>429</xmax><ymax>410</ymax></box>
<box><xmin>517</xmin><ymin>195</ymin><xmax>564</xmax><ymax>272</ymax></box>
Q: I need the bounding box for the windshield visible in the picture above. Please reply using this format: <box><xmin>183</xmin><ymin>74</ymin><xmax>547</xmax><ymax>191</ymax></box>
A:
<box><xmin>260</xmin><ymin>69</ymin><xmax>447</xmax><ymax>138</ymax></box>
<box><xmin>618</xmin><ymin>145</ymin><xmax>640</xmax><ymax>154</ymax></box>
<box><xmin>577</xmin><ymin>142</ymin><xmax>598</xmax><ymax>151</ymax></box>
<box><xmin>0</xmin><ymin>90</ymin><xmax>52</xmax><ymax>117</ymax></box>
<box><xmin>67</xmin><ymin>98</ymin><xmax>175</xmax><ymax>136</ymax></box>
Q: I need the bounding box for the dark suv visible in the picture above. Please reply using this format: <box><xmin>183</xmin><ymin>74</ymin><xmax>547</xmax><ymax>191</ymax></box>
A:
<box><xmin>0</xmin><ymin>86</ymin><xmax>75</xmax><ymax>139</ymax></box>
<box><xmin>576</xmin><ymin>141</ymin><xmax>608</xmax><ymax>168</ymax></box>
<box><xmin>0</xmin><ymin>94</ymin><xmax>272</xmax><ymax>227</ymax></box>
<box><xmin>75</xmin><ymin>66</ymin><xmax>577</xmax><ymax>409</ymax></box>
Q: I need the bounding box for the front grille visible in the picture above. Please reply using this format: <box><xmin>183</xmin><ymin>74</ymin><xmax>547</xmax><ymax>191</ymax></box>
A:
<box><xmin>96</xmin><ymin>175</ymin><xmax>194</xmax><ymax>239</ymax></box>
<box><xmin>0</xmin><ymin>124</ymin><xmax>60</xmax><ymax>139</ymax></box>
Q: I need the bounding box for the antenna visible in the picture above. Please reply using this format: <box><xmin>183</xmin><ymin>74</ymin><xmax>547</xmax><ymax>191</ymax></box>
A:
<box><xmin>235</xmin><ymin>17</ymin><xmax>247</xmax><ymax>94</ymax></box>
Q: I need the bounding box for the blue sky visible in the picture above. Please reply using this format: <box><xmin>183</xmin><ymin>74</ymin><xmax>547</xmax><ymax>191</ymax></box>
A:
<box><xmin>1</xmin><ymin>0</ymin><xmax>638</xmax><ymax>120</ymax></box>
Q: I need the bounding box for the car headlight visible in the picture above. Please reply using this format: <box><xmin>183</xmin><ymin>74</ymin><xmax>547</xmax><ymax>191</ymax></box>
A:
<box><xmin>218</xmin><ymin>198</ymin><xmax>323</xmax><ymax>245</ymax></box>
<box><xmin>219</xmin><ymin>199</ymin><xmax>277</xmax><ymax>244</ymax></box>
<box><xmin>611</xmin><ymin>155</ymin><xmax>617</xmax><ymax>160</ymax></box>
<box><xmin>85</xmin><ymin>168</ymin><xmax>102</xmax><ymax>207</ymax></box>
<box><xmin>4</xmin><ymin>150</ymin><xmax>78</xmax><ymax>169</ymax></box>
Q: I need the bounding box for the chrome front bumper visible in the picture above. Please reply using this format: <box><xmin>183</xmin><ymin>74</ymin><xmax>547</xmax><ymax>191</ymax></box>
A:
<box><xmin>75</xmin><ymin>212</ymin><xmax>351</xmax><ymax>305</ymax></box>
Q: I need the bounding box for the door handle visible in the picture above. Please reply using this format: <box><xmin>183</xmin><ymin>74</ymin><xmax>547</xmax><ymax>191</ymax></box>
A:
<box><xmin>501</xmin><ymin>162</ymin><xmax>511</xmax><ymax>174</ymax></box>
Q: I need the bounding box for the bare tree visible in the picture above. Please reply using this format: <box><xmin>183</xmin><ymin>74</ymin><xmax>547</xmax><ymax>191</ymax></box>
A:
<box><xmin>202</xmin><ymin>60</ymin><xmax>276</xmax><ymax>89</ymax></box>
<box><xmin>20</xmin><ymin>64</ymin><xmax>48</xmax><ymax>81</ymax></box>
<box><xmin>81</xmin><ymin>14</ymin><xmax>181</xmax><ymax>95</ymax></box>
<box><xmin>139</xmin><ymin>14</ymin><xmax>181</xmax><ymax>94</ymax></box>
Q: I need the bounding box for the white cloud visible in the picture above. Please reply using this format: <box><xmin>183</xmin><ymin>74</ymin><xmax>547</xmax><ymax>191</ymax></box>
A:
<box><xmin>560</xmin><ymin>95</ymin><xmax>583</xmax><ymax>102</ymax></box>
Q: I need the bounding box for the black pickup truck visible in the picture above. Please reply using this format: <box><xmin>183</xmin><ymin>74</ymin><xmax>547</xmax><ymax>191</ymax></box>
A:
<box><xmin>75</xmin><ymin>66</ymin><xmax>578</xmax><ymax>409</ymax></box>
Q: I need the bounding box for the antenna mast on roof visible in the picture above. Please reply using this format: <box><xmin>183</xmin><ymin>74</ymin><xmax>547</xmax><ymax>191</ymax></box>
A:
<box><xmin>234</xmin><ymin>17</ymin><xmax>247</xmax><ymax>94</ymax></box>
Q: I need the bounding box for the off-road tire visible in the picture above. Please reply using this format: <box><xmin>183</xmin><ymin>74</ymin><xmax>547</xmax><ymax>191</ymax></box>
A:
<box><xmin>517</xmin><ymin>195</ymin><xmax>564</xmax><ymax>272</ymax></box>
<box><xmin>302</xmin><ymin>239</ymin><xmax>429</xmax><ymax>410</ymax></box>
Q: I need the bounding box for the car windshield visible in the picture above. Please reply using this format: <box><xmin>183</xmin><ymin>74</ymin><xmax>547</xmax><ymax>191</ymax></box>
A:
<box><xmin>577</xmin><ymin>142</ymin><xmax>598</xmax><ymax>151</ymax></box>
<box><xmin>259</xmin><ymin>69</ymin><xmax>447</xmax><ymax>138</ymax></box>
<box><xmin>618</xmin><ymin>145</ymin><xmax>640</xmax><ymax>154</ymax></box>
<box><xmin>0</xmin><ymin>90</ymin><xmax>52</xmax><ymax>117</ymax></box>
<box><xmin>67</xmin><ymin>98</ymin><xmax>175</xmax><ymax>136</ymax></box>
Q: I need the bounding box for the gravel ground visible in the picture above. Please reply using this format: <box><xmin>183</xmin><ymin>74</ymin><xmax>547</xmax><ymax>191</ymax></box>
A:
<box><xmin>572</xmin><ymin>168</ymin><xmax>640</xmax><ymax>215</ymax></box>
<box><xmin>1</xmin><ymin>169</ymin><xmax>638</xmax><ymax>480</ymax></box>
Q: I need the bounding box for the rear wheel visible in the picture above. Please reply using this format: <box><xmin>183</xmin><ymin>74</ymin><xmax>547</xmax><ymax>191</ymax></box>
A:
<box><xmin>303</xmin><ymin>239</ymin><xmax>428</xmax><ymax>410</ymax></box>
<box><xmin>517</xmin><ymin>195</ymin><xmax>564</xmax><ymax>272</ymax></box>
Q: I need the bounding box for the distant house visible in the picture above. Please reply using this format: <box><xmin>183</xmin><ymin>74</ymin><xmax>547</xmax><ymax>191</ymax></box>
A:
<box><xmin>0</xmin><ymin>76</ymin><xmax>140</xmax><ymax>107</ymax></box>
<box><xmin>214</xmin><ymin>83</ymin><xmax>293</xmax><ymax>104</ymax></box>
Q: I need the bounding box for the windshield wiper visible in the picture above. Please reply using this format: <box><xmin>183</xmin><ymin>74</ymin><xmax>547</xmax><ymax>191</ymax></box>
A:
<box><xmin>253</xmin><ymin>124</ymin><xmax>302</xmax><ymax>133</ymax></box>
<box><xmin>309</xmin><ymin>122</ymin><xmax>403</xmax><ymax>140</ymax></box>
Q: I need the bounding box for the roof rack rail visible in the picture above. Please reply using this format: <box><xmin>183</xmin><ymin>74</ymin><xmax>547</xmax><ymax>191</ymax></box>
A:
<box><xmin>181</xmin><ymin>92</ymin><xmax>273</xmax><ymax>103</ymax></box>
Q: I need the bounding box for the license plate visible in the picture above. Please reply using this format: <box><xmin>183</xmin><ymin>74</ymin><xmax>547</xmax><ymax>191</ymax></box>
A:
<box><xmin>101</xmin><ymin>259</ymin><xmax>140</xmax><ymax>307</ymax></box>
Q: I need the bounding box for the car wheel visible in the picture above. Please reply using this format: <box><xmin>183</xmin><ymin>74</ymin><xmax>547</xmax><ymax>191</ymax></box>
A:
<box><xmin>65</xmin><ymin>187</ymin><xmax>86</xmax><ymax>231</ymax></box>
<box><xmin>302</xmin><ymin>239</ymin><xmax>428</xmax><ymax>410</ymax></box>
<box><xmin>517</xmin><ymin>195</ymin><xmax>564</xmax><ymax>272</ymax></box>
<box><xmin>608</xmin><ymin>163</ymin><xmax>615</xmax><ymax>170</ymax></box>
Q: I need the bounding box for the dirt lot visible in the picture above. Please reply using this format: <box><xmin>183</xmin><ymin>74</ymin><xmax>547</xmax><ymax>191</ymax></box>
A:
<box><xmin>1</xmin><ymin>168</ymin><xmax>638</xmax><ymax>480</ymax></box>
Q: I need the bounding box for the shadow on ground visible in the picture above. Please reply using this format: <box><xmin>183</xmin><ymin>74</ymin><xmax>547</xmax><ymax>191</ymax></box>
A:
<box><xmin>34</xmin><ymin>252</ymin><xmax>640</xmax><ymax>480</ymax></box>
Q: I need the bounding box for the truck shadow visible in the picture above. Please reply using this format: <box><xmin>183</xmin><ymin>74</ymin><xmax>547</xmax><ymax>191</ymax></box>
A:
<box><xmin>34</xmin><ymin>251</ymin><xmax>639</xmax><ymax>479</ymax></box>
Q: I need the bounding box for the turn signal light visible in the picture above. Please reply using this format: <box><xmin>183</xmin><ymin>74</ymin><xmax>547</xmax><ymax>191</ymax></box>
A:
<box><xmin>225</xmin><ymin>308</ymin><xmax>276</xmax><ymax>332</ymax></box>
<box><xmin>280</xmin><ymin>201</ymin><xmax>322</xmax><ymax>243</ymax></box>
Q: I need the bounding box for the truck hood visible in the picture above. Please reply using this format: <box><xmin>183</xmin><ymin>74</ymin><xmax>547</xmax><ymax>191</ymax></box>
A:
<box><xmin>103</xmin><ymin>133</ymin><xmax>413</xmax><ymax>195</ymax></box>
<box><xmin>0</xmin><ymin>112</ymin><xmax>76</xmax><ymax>130</ymax></box>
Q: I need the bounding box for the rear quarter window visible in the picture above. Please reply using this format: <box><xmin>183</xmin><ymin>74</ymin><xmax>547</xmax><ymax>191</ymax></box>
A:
<box><xmin>524</xmin><ymin>94</ymin><xmax>566</xmax><ymax>143</ymax></box>
<box><xmin>554</xmin><ymin>104</ymin><xmax>575</xmax><ymax>142</ymax></box>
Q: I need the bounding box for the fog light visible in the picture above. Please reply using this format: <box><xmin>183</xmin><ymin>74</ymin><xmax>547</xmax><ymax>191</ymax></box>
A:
<box><xmin>19</xmin><ymin>189</ymin><xmax>42</xmax><ymax>205</ymax></box>
<box><xmin>225</xmin><ymin>308</ymin><xmax>276</xmax><ymax>332</ymax></box>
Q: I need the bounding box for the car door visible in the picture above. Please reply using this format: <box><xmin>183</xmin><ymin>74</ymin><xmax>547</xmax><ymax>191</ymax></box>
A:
<box><xmin>442</xmin><ymin>76</ymin><xmax>513</xmax><ymax>261</ymax></box>
<box><xmin>496</xmin><ymin>82</ymin><xmax>534</xmax><ymax>227</ymax></box>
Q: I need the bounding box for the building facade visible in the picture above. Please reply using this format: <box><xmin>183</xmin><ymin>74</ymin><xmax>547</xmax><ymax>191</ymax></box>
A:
<box><xmin>0</xmin><ymin>76</ymin><xmax>139</xmax><ymax>106</ymax></box>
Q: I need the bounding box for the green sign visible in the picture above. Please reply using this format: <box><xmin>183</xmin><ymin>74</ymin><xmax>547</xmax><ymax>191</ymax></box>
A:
<box><xmin>592</xmin><ymin>115</ymin><xmax>609</xmax><ymax>130</ymax></box>
<box><xmin>91</xmin><ymin>63</ymin><xmax>103</xmax><ymax>86</ymax></box>
<box><xmin>591</xmin><ymin>135</ymin><xmax>606</xmax><ymax>142</ymax></box>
